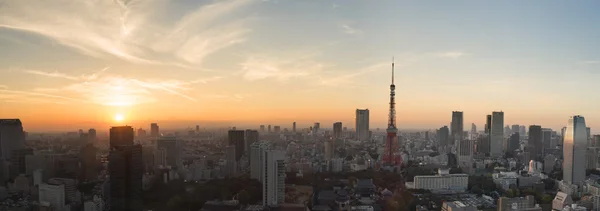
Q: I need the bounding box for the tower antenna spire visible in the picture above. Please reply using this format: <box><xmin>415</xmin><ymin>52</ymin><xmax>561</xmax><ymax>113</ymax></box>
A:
<box><xmin>392</xmin><ymin>56</ymin><xmax>395</xmax><ymax>84</ymax></box>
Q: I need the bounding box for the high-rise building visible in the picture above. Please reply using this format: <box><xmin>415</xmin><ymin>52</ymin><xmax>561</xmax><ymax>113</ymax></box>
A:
<box><xmin>485</xmin><ymin>115</ymin><xmax>492</xmax><ymax>135</ymax></box>
<box><xmin>250</xmin><ymin>141</ymin><xmax>271</xmax><ymax>181</ymax></box>
<box><xmin>324</xmin><ymin>141</ymin><xmax>334</xmax><ymax>160</ymax></box>
<box><xmin>313</xmin><ymin>123</ymin><xmax>320</xmax><ymax>135</ymax></box>
<box><xmin>490</xmin><ymin>111</ymin><xmax>504</xmax><ymax>157</ymax></box>
<box><xmin>10</xmin><ymin>148</ymin><xmax>32</xmax><ymax>178</ymax></box>
<box><xmin>475</xmin><ymin>135</ymin><xmax>490</xmax><ymax>155</ymax></box>
<box><xmin>507</xmin><ymin>133</ymin><xmax>520</xmax><ymax>153</ymax></box>
<box><xmin>292</xmin><ymin>122</ymin><xmax>296</xmax><ymax>133</ymax></box>
<box><xmin>355</xmin><ymin>109</ymin><xmax>370</xmax><ymax>141</ymax></box>
<box><xmin>136</xmin><ymin>128</ymin><xmax>146</xmax><ymax>138</ymax></box>
<box><xmin>457</xmin><ymin>139</ymin><xmax>473</xmax><ymax>173</ymax></box>
<box><xmin>333</xmin><ymin>122</ymin><xmax>342</xmax><ymax>139</ymax></box>
<box><xmin>273</xmin><ymin>126</ymin><xmax>281</xmax><ymax>134</ymax></box>
<box><xmin>228</xmin><ymin>130</ymin><xmax>245</xmax><ymax>161</ymax></box>
<box><xmin>520</xmin><ymin>126</ymin><xmax>527</xmax><ymax>137</ymax></box>
<box><xmin>245</xmin><ymin>130</ymin><xmax>259</xmax><ymax>153</ymax></box>
<box><xmin>470</xmin><ymin>123</ymin><xmax>477</xmax><ymax>139</ymax></box>
<box><xmin>437</xmin><ymin>126</ymin><xmax>450</xmax><ymax>149</ymax></box>
<box><xmin>268</xmin><ymin>125</ymin><xmax>272</xmax><ymax>133</ymax></box>
<box><xmin>109</xmin><ymin>126</ymin><xmax>143</xmax><ymax>211</ymax></box>
<box><xmin>511</xmin><ymin>125</ymin><xmax>520</xmax><ymax>135</ymax></box>
<box><xmin>150</xmin><ymin>123</ymin><xmax>159</xmax><ymax>138</ymax></box>
<box><xmin>80</xmin><ymin>144</ymin><xmax>97</xmax><ymax>181</ymax></box>
<box><xmin>88</xmin><ymin>128</ymin><xmax>97</xmax><ymax>142</ymax></box>
<box><xmin>263</xmin><ymin>150</ymin><xmax>285</xmax><ymax>206</ymax></box>
<box><xmin>528</xmin><ymin>125</ymin><xmax>543</xmax><ymax>160</ymax></box>
<box><xmin>542</xmin><ymin>128</ymin><xmax>553</xmax><ymax>149</ymax></box>
<box><xmin>451</xmin><ymin>111</ymin><xmax>464</xmax><ymax>145</ymax></box>
<box><xmin>587</xmin><ymin>127</ymin><xmax>591</xmax><ymax>140</ymax></box>
<box><xmin>593</xmin><ymin>135</ymin><xmax>600</xmax><ymax>147</ymax></box>
<box><xmin>225</xmin><ymin>145</ymin><xmax>237</xmax><ymax>177</ymax></box>
<box><xmin>157</xmin><ymin>137</ymin><xmax>182</xmax><ymax>168</ymax></box>
<box><xmin>260</xmin><ymin>125</ymin><xmax>265</xmax><ymax>133</ymax></box>
<box><xmin>0</xmin><ymin>119</ymin><xmax>26</xmax><ymax>160</ymax></box>
<box><xmin>195</xmin><ymin>125</ymin><xmax>200</xmax><ymax>133</ymax></box>
<box><xmin>563</xmin><ymin>115</ymin><xmax>587</xmax><ymax>185</ymax></box>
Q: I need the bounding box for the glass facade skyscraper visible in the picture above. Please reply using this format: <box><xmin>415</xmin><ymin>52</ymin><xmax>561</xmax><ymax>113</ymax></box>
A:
<box><xmin>563</xmin><ymin>115</ymin><xmax>587</xmax><ymax>184</ymax></box>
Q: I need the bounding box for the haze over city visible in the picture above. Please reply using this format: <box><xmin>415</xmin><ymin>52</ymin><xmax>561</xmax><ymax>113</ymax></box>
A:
<box><xmin>1</xmin><ymin>0</ymin><xmax>600</xmax><ymax>132</ymax></box>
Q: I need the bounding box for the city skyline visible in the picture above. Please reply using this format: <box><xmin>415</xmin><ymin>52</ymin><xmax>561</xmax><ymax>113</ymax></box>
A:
<box><xmin>1</xmin><ymin>0</ymin><xmax>600</xmax><ymax>132</ymax></box>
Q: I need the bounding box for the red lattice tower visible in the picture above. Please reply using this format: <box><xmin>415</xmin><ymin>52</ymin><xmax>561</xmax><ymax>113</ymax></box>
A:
<box><xmin>382</xmin><ymin>59</ymin><xmax>403</xmax><ymax>168</ymax></box>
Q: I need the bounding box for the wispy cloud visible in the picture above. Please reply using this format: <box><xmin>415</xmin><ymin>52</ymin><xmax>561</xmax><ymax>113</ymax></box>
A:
<box><xmin>340</xmin><ymin>24</ymin><xmax>361</xmax><ymax>35</ymax></box>
<box><xmin>25</xmin><ymin>67</ymin><xmax>111</xmax><ymax>81</ymax></box>
<box><xmin>318</xmin><ymin>62</ymin><xmax>389</xmax><ymax>87</ymax></box>
<box><xmin>580</xmin><ymin>60</ymin><xmax>599</xmax><ymax>65</ymax></box>
<box><xmin>241</xmin><ymin>52</ymin><xmax>327</xmax><ymax>82</ymax></box>
<box><xmin>22</xmin><ymin>68</ymin><xmax>222</xmax><ymax>106</ymax></box>
<box><xmin>0</xmin><ymin>85</ymin><xmax>7</xmax><ymax>89</ymax></box>
<box><xmin>0</xmin><ymin>89</ymin><xmax>86</xmax><ymax>103</ymax></box>
<box><xmin>0</xmin><ymin>0</ymin><xmax>255</xmax><ymax>66</ymax></box>
<box><xmin>437</xmin><ymin>51</ymin><xmax>468</xmax><ymax>59</ymax></box>
<box><xmin>25</xmin><ymin>70</ymin><xmax>79</xmax><ymax>80</ymax></box>
<box><xmin>332</xmin><ymin>3</ymin><xmax>340</xmax><ymax>10</ymax></box>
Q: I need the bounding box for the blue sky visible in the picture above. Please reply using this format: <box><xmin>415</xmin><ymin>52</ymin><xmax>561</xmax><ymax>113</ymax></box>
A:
<box><xmin>0</xmin><ymin>0</ymin><xmax>599</xmax><ymax>132</ymax></box>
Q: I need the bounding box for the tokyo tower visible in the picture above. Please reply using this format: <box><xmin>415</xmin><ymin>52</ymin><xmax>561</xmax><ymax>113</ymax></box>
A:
<box><xmin>382</xmin><ymin>58</ymin><xmax>403</xmax><ymax>168</ymax></box>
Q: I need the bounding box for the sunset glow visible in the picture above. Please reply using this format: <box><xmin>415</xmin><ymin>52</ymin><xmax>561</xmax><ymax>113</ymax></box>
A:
<box><xmin>0</xmin><ymin>0</ymin><xmax>599</xmax><ymax>132</ymax></box>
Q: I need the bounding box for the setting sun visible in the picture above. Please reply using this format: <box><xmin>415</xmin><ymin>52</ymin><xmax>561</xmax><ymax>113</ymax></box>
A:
<box><xmin>114</xmin><ymin>113</ymin><xmax>125</xmax><ymax>122</ymax></box>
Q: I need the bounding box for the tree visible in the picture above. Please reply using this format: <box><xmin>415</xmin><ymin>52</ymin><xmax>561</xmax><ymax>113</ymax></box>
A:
<box><xmin>385</xmin><ymin>199</ymin><xmax>400</xmax><ymax>211</ymax></box>
<box><xmin>167</xmin><ymin>195</ymin><xmax>183</xmax><ymax>209</ymax></box>
<box><xmin>237</xmin><ymin>190</ymin><xmax>251</xmax><ymax>205</ymax></box>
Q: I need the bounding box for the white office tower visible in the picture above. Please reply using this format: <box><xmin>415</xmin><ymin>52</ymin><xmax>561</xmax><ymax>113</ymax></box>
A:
<box><xmin>563</xmin><ymin>115</ymin><xmax>587</xmax><ymax>185</ymax></box>
<box><xmin>355</xmin><ymin>109</ymin><xmax>370</xmax><ymax>141</ymax></box>
<box><xmin>262</xmin><ymin>150</ymin><xmax>285</xmax><ymax>206</ymax></box>
<box><xmin>250</xmin><ymin>141</ymin><xmax>272</xmax><ymax>181</ymax></box>
<box><xmin>490</xmin><ymin>111</ymin><xmax>505</xmax><ymax>157</ymax></box>
<box><xmin>39</xmin><ymin>183</ymin><xmax>65</xmax><ymax>210</ymax></box>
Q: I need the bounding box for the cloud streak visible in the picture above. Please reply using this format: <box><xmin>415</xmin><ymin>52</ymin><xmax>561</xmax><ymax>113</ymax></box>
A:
<box><xmin>341</xmin><ymin>24</ymin><xmax>361</xmax><ymax>35</ymax></box>
<box><xmin>437</xmin><ymin>51</ymin><xmax>467</xmax><ymax>59</ymax></box>
<box><xmin>0</xmin><ymin>0</ymin><xmax>255</xmax><ymax>66</ymax></box>
<box><xmin>21</xmin><ymin>68</ymin><xmax>224</xmax><ymax>106</ymax></box>
<box><xmin>241</xmin><ymin>52</ymin><xmax>327</xmax><ymax>82</ymax></box>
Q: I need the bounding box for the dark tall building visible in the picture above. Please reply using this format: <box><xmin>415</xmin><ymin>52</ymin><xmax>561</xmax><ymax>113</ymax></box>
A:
<box><xmin>0</xmin><ymin>119</ymin><xmax>26</xmax><ymax>160</ymax></box>
<box><xmin>333</xmin><ymin>122</ymin><xmax>342</xmax><ymax>139</ymax></box>
<box><xmin>268</xmin><ymin>125</ymin><xmax>272</xmax><ymax>134</ymax></box>
<box><xmin>485</xmin><ymin>115</ymin><xmax>492</xmax><ymax>134</ymax></box>
<box><xmin>542</xmin><ymin>128</ymin><xmax>553</xmax><ymax>149</ymax></box>
<box><xmin>150</xmin><ymin>123</ymin><xmax>159</xmax><ymax>137</ymax></box>
<box><xmin>80</xmin><ymin>143</ymin><xmax>97</xmax><ymax>181</ymax></box>
<box><xmin>437</xmin><ymin>126</ymin><xmax>450</xmax><ymax>148</ymax></box>
<box><xmin>475</xmin><ymin>135</ymin><xmax>491</xmax><ymax>155</ymax></box>
<box><xmin>109</xmin><ymin>126</ymin><xmax>142</xmax><ymax>211</ymax></box>
<box><xmin>260</xmin><ymin>125</ymin><xmax>265</xmax><ymax>133</ymax></box>
<box><xmin>228</xmin><ymin>130</ymin><xmax>245</xmax><ymax>161</ymax></box>
<box><xmin>157</xmin><ymin>137</ymin><xmax>180</xmax><ymax>168</ymax></box>
<box><xmin>245</xmin><ymin>130</ymin><xmax>259</xmax><ymax>153</ymax></box>
<box><xmin>507</xmin><ymin>133</ymin><xmax>520</xmax><ymax>153</ymax></box>
<box><xmin>10</xmin><ymin>148</ymin><xmax>33</xmax><ymax>178</ymax></box>
<box><xmin>88</xmin><ymin>128</ymin><xmax>97</xmax><ymax>142</ymax></box>
<box><xmin>451</xmin><ymin>111</ymin><xmax>464</xmax><ymax>144</ymax></box>
<box><xmin>528</xmin><ymin>125</ymin><xmax>543</xmax><ymax>160</ymax></box>
<box><xmin>292</xmin><ymin>122</ymin><xmax>296</xmax><ymax>133</ymax></box>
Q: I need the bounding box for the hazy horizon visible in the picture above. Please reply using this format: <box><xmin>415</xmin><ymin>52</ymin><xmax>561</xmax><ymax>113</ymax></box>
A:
<box><xmin>1</xmin><ymin>0</ymin><xmax>599</xmax><ymax>133</ymax></box>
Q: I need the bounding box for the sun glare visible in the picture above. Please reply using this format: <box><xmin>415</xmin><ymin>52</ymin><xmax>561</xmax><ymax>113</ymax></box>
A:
<box><xmin>114</xmin><ymin>113</ymin><xmax>125</xmax><ymax>122</ymax></box>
